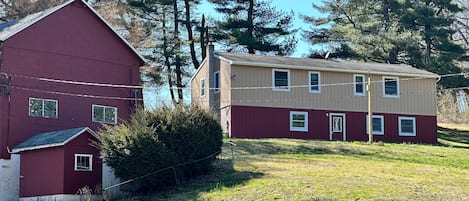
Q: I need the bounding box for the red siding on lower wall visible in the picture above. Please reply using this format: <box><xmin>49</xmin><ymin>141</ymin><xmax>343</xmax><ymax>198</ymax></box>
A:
<box><xmin>20</xmin><ymin>147</ymin><xmax>65</xmax><ymax>197</ymax></box>
<box><xmin>230</xmin><ymin>105</ymin><xmax>437</xmax><ymax>144</ymax></box>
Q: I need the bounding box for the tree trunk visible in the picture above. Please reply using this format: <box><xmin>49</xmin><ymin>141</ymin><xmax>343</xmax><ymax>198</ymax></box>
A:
<box><xmin>174</xmin><ymin>1</ymin><xmax>184</xmax><ymax>105</ymax></box>
<box><xmin>162</xmin><ymin>9</ymin><xmax>177</xmax><ymax>106</ymax></box>
<box><xmin>247</xmin><ymin>0</ymin><xmax>255</xmax><ymax>54</ymax></box>
<box><xmin>200</xmin><ymin>14</ymin><xmax>207</xmax><ymax>61</ymax></box>
<box><xmin>184</xmin><ymin>0</ymin><xmax>200</xmax><ymax>69</ymax></box>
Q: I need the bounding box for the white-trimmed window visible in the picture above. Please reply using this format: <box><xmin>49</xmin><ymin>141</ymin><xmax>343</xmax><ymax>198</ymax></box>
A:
<box><xmin>290</xmin><ymin>111</ymin><xmax>308</xmax><ymax>132</ymax></box>
<box><xmin>74</xmin><ymin>154</ymin><xmax>92</xmax><ymax>171</ymax></box>
<box><xmin>272</xmin><ymin>69</ymin><xmax>290</xmax><ymax>91</ymax></box>
<box><xmin>200</xmin><ymin>78</ymin><xmax>205</xmax><ymax>97</ymax></box>
<box><xmin>366</xmin><ymin>115</ymin><xmax>384</xmax><ymax>135</ymax></box>
<box><xmin>92</xmin><ymin>105</ymin><xmax>117</xmax><ymax>124</ymax></box>
<box><xmin>383</xmin><ymin>77</ymin><xmax>400</xmax><ymax>98</ymax></box>
<box><xmin>214</xmin><ymin>71</ymin><xmax>220</xmax><ymax>94</ymax></box>
<box><xmin>309</xmin><ymin>71</ymin><xmax>321</xmax><ymax>93</ymax></box>
<box><xmin>29</xmin><ymin>98</ymin><xmax>58</xmax><ymax>118</ymax></box>
<box><xmin>354</xmin><ymin>74</ymin><xmax>365</xmax><ymax>96</ymax></box>
<box><xmin>399</xmin><ymin>117</ymin><xmax>416</xmax><ymax>136</ymax></box>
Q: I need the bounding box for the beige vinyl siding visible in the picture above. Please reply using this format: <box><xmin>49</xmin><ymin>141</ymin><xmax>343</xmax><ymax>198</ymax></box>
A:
<box><xmin>191</xmin><ymin>60</ymin><xmax>210</xmax><ymax>109</ymax></box>
<box><xmin>220</xmin><ymin>59</ymin><xmax>232</xmax><ymax>109</ymax></box>
<box><xmin>230</xmin><ymin>65</ymin><xmax>437</xmax><ymax>116</ymax></box>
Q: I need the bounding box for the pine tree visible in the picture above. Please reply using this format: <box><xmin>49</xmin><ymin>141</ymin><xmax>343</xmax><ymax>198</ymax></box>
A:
<box><xmin>208</xmin><ymin>0</ymin><xmax>297</xmax><ymax>55</ymax></box>
<box><xmin>304</xmin><ymin>0</ymin><xmax>468</xmax><ymax>88</ymax></box>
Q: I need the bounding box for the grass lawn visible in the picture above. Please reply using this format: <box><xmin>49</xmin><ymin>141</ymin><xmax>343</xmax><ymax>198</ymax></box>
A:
<box><xmin>133</xmin><ymin>125</ymin><xmax>469</xmax><ymax>201</ymax></box>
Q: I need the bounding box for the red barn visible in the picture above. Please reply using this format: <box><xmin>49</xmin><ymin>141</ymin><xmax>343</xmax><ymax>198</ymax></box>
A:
<box><xmin>0</xmin><ymin>0</ymin><xmax>144</xmax><ymax>200</ymax></box>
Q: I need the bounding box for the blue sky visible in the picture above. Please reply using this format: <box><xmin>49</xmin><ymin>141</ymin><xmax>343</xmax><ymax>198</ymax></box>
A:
<box><xmin>198</xmin><ymin>0</ymin><xmax>324</xmax><ymax>57</ymax></box>
<box><xmin>144</xmin><ymin>1</ymin><xmax>325</xmax><ymax>107</ymax></box>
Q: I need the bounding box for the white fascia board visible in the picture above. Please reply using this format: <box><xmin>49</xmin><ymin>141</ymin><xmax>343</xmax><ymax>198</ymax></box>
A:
<box><xmin>189</xmin><ymin>57</ymin><xmax>208</xmax><ymax>82</ymax></box>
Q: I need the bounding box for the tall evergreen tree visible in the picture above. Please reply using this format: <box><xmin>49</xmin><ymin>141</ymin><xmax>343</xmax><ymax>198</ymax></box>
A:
<box><xmin>305</xmin><ymin>0</ymin><xmax>467</xmax><ymax>88</ymax></box>
<box><xmin>208</xmin><ymin>0</ymin><xmax>297</xmax><ymax>55</ymax></box>
<box><xmin>127</xmin><ymin>0</ymin><xmax>206</xmax><ymax>105</ymax></box>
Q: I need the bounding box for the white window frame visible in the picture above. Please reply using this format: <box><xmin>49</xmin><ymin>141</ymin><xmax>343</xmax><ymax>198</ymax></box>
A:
<box><xmin>366</xmin><ymin>115</ymin><xmax>384</xmax><ymax>135</ymax></box>
<box><xmin>28</xmin><ymin>97</ymin><xmax>58</xmax><ymax>118</ymax></box>
<box><xmin>214</xmin><ymin>71</ymin><xmax>220</xmax><ymax>94</ymax></box>
<box><xmin>272</xmin><ymin>69</ymin><xmax>290</xmax><ymax>91</ymax></box>
<box><xmin>382</xmin><ymin>76</ymin><xmax>400</xmax><ymax>98</ymax></box>
<box><xmin>309</xmin><ymin>71</ymin><xmax>321</xmax><ymax>93</ymax></box>
<box><xmin>398</xmin><ymin>116</ymin><xmax>416</xmax><ymax>136</ymax></box>
<box><xmin>290</xmin><ymin>111</ymin><xmax>308</xmax><ymax>132</ymax></box>
<box><xmin>354</xmin><ymin>74</ymin><xmax>366</xmax><ymax>96</ymax></box>
<box><xmin>74</xmin><ymin>154</ymin><xmax>93</xmax><ymax>171</ymax></box>
<box><xmin>200</xmin><ymin>78</ymin><xmax>206</xmax><ymax>97</ymax></box>
<box><xmin>92</xmin><ymin>104</ymin><xmax>117</xmax><ymax>124</ymax></box>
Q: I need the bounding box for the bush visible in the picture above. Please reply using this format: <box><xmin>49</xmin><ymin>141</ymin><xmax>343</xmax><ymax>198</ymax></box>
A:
<box><xmin>98</xmin><ymin>106</ymin><xmax>223</xmax><ymax>192</ymax></box>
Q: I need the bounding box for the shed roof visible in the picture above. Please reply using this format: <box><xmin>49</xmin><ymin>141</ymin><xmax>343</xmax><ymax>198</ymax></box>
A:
<box><xmin>215</xmin><ymin>52</ymin><xmax>439</xmax><ymax>78</ymax></box>
<box><xmin>0</xmin><ymin>0</ymin><xmax>145</xmax><ymax>63</ymax></box>
<box><xmin>12</xmin><ymin>127</ymin><xmax>97</xmax><ymax>153</ymax></box>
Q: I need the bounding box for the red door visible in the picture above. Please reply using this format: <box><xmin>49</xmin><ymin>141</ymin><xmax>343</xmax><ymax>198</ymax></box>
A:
<box><xmin>330</xmin><ymin>114</ymin><xmax>345</xmax><ymax>141</ymax></box>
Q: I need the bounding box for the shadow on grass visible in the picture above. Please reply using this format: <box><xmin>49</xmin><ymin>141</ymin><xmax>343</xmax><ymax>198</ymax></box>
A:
<box><xmin>232</xmin><ymin>140</ymin><xmax>371</xmax><ymax>156</ymax></box>
<box><xmin>437</xmin><ymin>126</ymin><xmax>469</xmax><ymax>148</ymax></box>
<box><xmin>148</xmin><ymin>159</ymin><xmax>263</xmax><ymax>201</ymax></box>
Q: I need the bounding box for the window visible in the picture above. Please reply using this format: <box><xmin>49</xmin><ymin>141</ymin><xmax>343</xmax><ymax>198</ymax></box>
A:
<box><xmin>366</xmin><ymin>115</ymin><xmax>384</xmax><ymax>135</ymax></box>
<box><xmin>309</xmin><ymin>72</ymin><xmax>321</xmax><ymax>93</ymax></box>
<box><xmin>399</xmin><ymin>117</ymin><xmax>416</xmax><ymax>136</ymax></box>
<box><xmin>272</xmin><ymin>69</ymin><xmax>290</xmax><ymax>91</ymax></box>
<box><xmin>74</xmin><ymin>154</ymin><xmax>92</xmax><ymax>171</ymax></box>
<box><xmin>354</xmin><ymin>74</ymin><xmax>365</xmax><ymax>96</ymax></box>
<box><xmin>383</xmin><ymin>77</ymin><xmax>399</xmax><ymax>98</ymax></box>
<box><xmin>29</xmin><ymin>98</ymin><xmax>57</xmax><ymax>118</ymax></box>
<box><xmin>290</xmin><ymin>111</ymin><xmax>308</xmax><ymax>132</ymax></box>
<box><xmin>200</xmin><ymin>78</ymin><xmax>205</xmax><ymax>97</ymax></box>
<box><xmin>332</xmin><ymin>116</ymin><xmax>342</xmax><ymax>132</ymax></box>
<box><xmin>92</xmin><ymin>105</ymin><xmax>117</xmax><ymax>124</ymax></box>
<box><xmin>214</xmin><ymin>71</ymin><xmax>220</xmax><ymax>94</ymax></box>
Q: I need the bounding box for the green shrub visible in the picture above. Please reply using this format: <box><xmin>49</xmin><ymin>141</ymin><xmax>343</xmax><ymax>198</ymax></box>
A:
<box><xmin>98</xmin><ymin>106</ymin><xmax>222</xmax><ymax>192</ymax></box>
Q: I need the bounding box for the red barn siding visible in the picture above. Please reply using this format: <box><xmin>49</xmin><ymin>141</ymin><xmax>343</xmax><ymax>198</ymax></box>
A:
<box><xmin>63</xmin><ymin>132</ymin><xmax>101</xmax><ymax>194</ymax></box>
<box><xmin>0</xmin><ymin>0</ymin><xmax>142</xmax><ymax>158</ymax></box>
<box><xmin>230</xmin><ymin>105</ymin><xmax>437</xmax><ymax>144</ymax></box>
<box><xmin>19</xmin><ymin>147</ymin><xmax>65</xmax><ymax>197</ymax></box>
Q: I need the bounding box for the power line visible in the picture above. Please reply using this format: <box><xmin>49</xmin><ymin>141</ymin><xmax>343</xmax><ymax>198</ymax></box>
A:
<box><xmin>13</xmin><ymin>86</ymin><xmax>143</xmax><ymax>101</ymax></box>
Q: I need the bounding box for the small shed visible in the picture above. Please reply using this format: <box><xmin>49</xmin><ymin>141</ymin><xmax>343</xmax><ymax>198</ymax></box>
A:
<box><xmin>12</xmin><ymin>127</ymin><xmax>102</xmax><ymax>201</ymax></box>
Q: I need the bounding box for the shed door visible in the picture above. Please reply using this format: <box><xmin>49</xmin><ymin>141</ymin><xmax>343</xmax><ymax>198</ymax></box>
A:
<box><xmin>330</xmin><ymin>113</ymin><xmax>346</xmax><ymax>141</ymax></box>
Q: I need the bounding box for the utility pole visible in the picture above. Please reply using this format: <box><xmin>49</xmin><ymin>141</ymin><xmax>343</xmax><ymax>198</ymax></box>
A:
<box><xmin>367</xmin><ymin>75</ymin><xmax>373</xmax><ymax>143</ymax></box>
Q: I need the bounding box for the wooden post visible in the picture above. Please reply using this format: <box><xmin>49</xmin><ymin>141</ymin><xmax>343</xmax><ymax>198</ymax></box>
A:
<box><xmin>367</xmin><ymin>75</ymin><xmax>373</xmax><ymax>143</ymax></box>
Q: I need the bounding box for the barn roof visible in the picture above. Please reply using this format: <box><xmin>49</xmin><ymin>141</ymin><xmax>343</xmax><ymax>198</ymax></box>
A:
<box><xmin>12</xmin><ymin>127</ymin><xmax>97</xmax><ymax>153</ymax></box>
<box><xmin>0</xmin><ymin>0</ymin><xmax>145</xmax><ymax>63</ymax></box>
<box><xmin>215</xmin><ymin>52</ymin><xmax>439</xmax><ymax>78</ymax></box>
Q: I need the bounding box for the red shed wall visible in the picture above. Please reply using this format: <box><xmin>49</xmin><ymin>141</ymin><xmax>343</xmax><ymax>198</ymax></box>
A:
<box><xmin>63</xmin><ymin>132</ymin><xmax>102</xmax><ymax>194</ymax></box>
<box><xmin>0</xmin><ymin>1</ymin><xmax>142</xmax><ymax>158</ymax></box>
<box><xmin>230</xmin><ymin>105</ymin><xmax>437</xmax><ymax>144</ymax></box>
<box><xmin>19</xmin><ymin>147</ymin><xmax>65</xmax><ymax>197</ymax></box>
